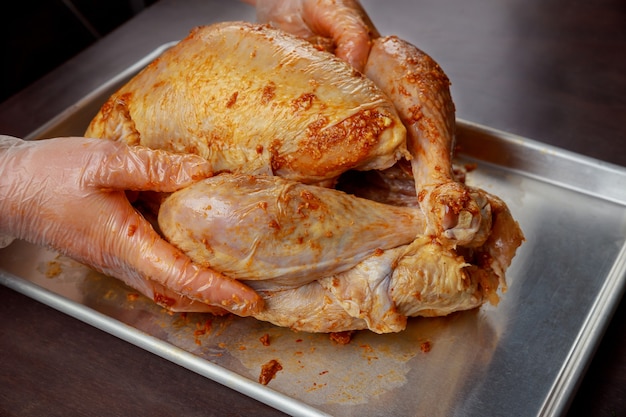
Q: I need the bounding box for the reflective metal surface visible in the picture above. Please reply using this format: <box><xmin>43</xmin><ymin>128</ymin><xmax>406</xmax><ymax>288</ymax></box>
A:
<box><xmin>1</xmin><ymin>43</ymin><xmax>625</xmax><ymax>416</ymax></box>
<box><xmin>2</xmin><ymin>1</ymin><xmax>626</xmax><ymax>415</ymax></box>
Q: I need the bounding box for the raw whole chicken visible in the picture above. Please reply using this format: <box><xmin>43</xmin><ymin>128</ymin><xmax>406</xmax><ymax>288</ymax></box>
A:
<box><xmin>85</xmin><ymin>22</ymin><xmax>524</xmax><ymax>333</ymax></box>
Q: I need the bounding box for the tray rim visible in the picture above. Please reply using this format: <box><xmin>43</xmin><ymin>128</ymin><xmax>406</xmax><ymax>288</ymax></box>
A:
<box><xmin>539</xmin><ymin>242</ymin><xmax>626</xmax><ymax>416</ymax></box>
<box><xmin>456</xmin><ymin>120</ymin><xmax>626</xmax><ymax>206</ymax></box>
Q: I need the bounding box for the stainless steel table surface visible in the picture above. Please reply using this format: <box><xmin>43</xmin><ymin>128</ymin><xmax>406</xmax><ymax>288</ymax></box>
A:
<box><xmin>1</xmin><ymin>0</ymin><xmax>624</xmax><ymax>415</ymax></box>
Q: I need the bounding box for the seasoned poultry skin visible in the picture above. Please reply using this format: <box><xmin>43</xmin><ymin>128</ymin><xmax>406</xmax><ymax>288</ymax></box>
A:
<box><xmin>364</xmin><ymin>36</ymin><xmax>493</xmax><ymax>248</ymax></box>
<box><xmin>85</xmin><ymin>22</ymin><xmax>409</xmax><ymax>185</ymax></box>
<box><xmin>158</xmin><ymin>174</ymin><xmax>426</xmax><ymax>288</ymax></box>
<box><xmin>86</xmin><ymin>22</ymin><xmax>524</xmax><ymax>333</ymax></box>
<box><xmin>159</xmin><ymin>173</ymin><xmax>523</xmax><ymax>333</ymax></box>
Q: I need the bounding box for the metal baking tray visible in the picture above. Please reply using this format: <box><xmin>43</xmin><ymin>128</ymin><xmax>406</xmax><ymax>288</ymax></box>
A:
<box><xmin>2</xmin><ymin>44</ymin><xmax>625</xmax><ymax>417</ymax></box>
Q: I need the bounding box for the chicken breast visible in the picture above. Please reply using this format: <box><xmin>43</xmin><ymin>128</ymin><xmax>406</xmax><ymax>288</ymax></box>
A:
<box><xmin>85</xmin><ymin>22</ymin><xmax>409</xmax><ymax>185</ymax></box>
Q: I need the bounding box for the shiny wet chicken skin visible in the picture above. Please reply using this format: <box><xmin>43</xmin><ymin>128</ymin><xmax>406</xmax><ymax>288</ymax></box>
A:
<box><xmin>85</xmin><ymin>22</ymin><xmax>409</xmax><ymax>186</ymax></box>
<box><xmin>159</xmin><ymin>172</ymin><xmax>522</xmax><ymax>333</ymax></box>
<box><xmin>86</xmin><ymin>22</ymin><xmax>524</xmax><ymax>333</ymax></box>
<box><xmin>364</xmin><ymin>36</ymin><xmax>493</xmax><ymax>248</ymax></box>
<box><xmin>158</xmin><ymin>174</ymin><xmax>426</xmax><ymax>288</ymax></box>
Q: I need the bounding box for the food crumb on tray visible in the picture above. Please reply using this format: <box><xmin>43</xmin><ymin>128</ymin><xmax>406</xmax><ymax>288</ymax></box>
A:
<box><xmin>259</xmin><ymin>359</ymin><xmax>283</xmax><ymax>385</ymax></box>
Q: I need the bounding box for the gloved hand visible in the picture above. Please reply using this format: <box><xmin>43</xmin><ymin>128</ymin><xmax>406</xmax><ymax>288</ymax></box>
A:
<box><xmin>0</xmin><ymin>136</ymin><xmax>263</xmax><ymax>315</ymax></box>
<box><xmin>246</xmin><ymin>0</ymin><xmax>379</xmax><ymax>72</ymax></box>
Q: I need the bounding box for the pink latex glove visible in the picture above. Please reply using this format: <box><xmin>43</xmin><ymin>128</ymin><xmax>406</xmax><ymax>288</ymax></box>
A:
<box><xmin>0</xmin><ymin>136</ymin><xmax>262</xmax><ymax>316</ymax></box>
<box><xmin>244</xmin><ymin>0</ymin><xmax>379</xmax><ymax>72</ymax></box>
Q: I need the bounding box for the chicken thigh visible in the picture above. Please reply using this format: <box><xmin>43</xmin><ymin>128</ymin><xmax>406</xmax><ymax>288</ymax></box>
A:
<box><xmin>158</xmin><ymin>174</ymin><xmax>426</xmax><ymax>288</ymax></box>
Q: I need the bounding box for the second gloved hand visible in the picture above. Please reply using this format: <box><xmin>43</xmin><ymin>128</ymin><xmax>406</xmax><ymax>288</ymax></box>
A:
<box><xmin>253</xmin><ymin>0</ymin><xmax>379</xmax><ymax>72</ymax></box>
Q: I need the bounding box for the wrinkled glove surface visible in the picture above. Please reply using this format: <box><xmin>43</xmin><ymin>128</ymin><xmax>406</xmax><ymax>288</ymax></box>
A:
<box><xmin>0</xmin><ymin>136</ymin><xmax>262</xmax><ymax>315</ymax></box>
<box><xmin>254</xmin><ymin>0</ymin><xmax>379</xmax><ymax>71</ymax></box>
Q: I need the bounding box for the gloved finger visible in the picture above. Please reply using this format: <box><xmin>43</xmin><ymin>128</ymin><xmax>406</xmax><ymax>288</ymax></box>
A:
<box><xmin>302</xmin><ymin>0</ymin><xmax>379</xmax><ymax>71</ymax></box>
<box><xmin>83</xmin><ymin>139</ymin><xmax>213</xmax><ymax>192</ymax></box>
<box><xmin>120</xmin><ymin>266</ymin><xmax>240</xmax><ymax>314</ymax></box>
<box><xmin>141</xmin><ymin>279</ymin><xmax>232</xmax><ymax>314</ymax></box>
<box><xmin>255</xmin><ymin>0</ymin><xmax>314</xmax><ymax>39</ymax></box>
